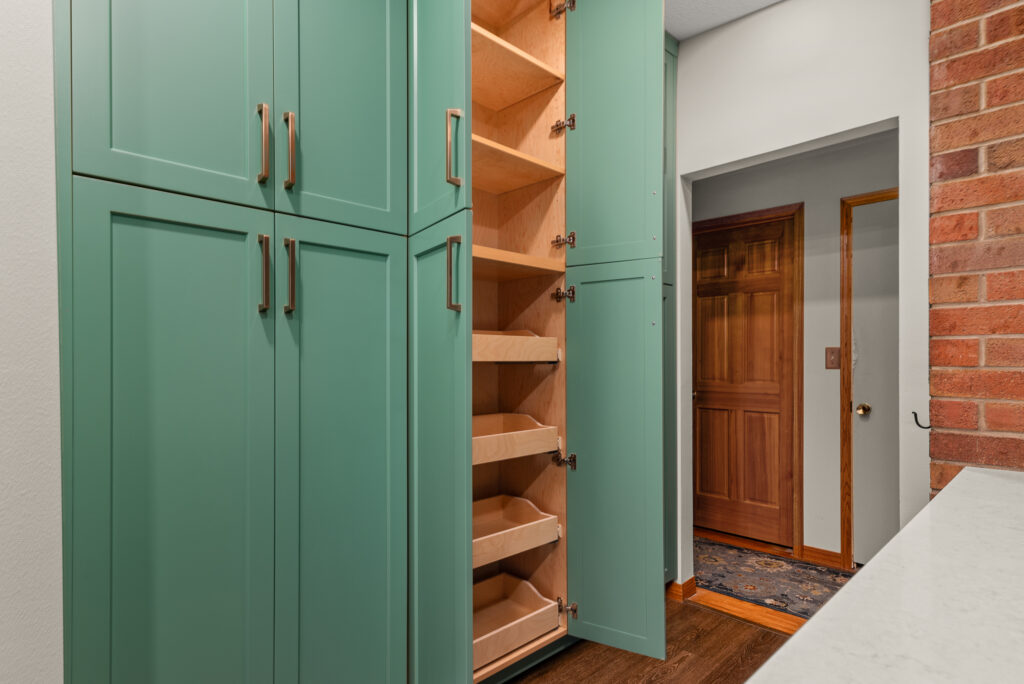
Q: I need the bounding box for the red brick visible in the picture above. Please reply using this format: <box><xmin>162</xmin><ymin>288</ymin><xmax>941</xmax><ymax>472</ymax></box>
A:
<box><xmin>987</xmin><ymin>337</ymin><xmax>1024</xmax><ymax>365</ymax></box>
<box><xmin>988</xmin><ymin>137</ymin><xmax>1024</xmax><ymax>171</ymax></box>
<box><xmin>932</xmin><ymin>84</ymin><xmax>982</xmax><ymax>121</ymax></box>
<box><xmin>930</xmin><ymin>338</ymin><xmax>981</xmax><ymax>366</ymax></box>
<box><xmin>931</xmin><ymin>36</ymin><xmax>1024</xmax><ymax>89</ymax></box>
<box><xmin>987</xmin><ymin>71</ymin><xmax>1024</xmax><ymax>107</ymax></box>
<box><xmin>930</xmin><ymin>212</ymin><xmax>980</xmax><ymax>243</ymax></box>
<box><xmin>987</xmin><ymin>270</ymin><xmax>1024</xmax><ymax>299</ymax></box>
<box><xmin>932</xmin><ymin>148</ymin><xmax>981</xmax><ymax>181</ymax></box>
<box><xmin>986</xmin><ymin>5</ymin><xmax>1024</xmax><ymax>42</ymax></box>
<box><xmin>932</xmin><ymin>304</ymin><xmax>1024</xmax><ymax>334</ymax></box>
<box><xmin>985</xmin><ymin>401</ymin><xmax>1024</xmax><ymax>429</ymax></box>
<box><xmin>931</xmin><ymin>430</ymin><xmax>1024</xmax><ymax>467</ymax></box>
<box><xmin>932</xmin><ymin>21</ymin><xmax>981</xmax><ymax>60</ymax></box>
<box><xmin>930</xmin><ymin>235</ymin><xmax>1024</xmax><ymax>272</ymax></box>
<box><xmin>929</xmin><ymin>461</ymin><xmax>965</xmax><ymax>490</ymax></box>
<box><xmin>933</xmin><ymin>0</ymin><xmax>1020</xmax><ymax>30</ymax></box>
<box><xmin>931</xmin><ymin>102</ymin><xmax>1024</xmax><ymax>152</ymax></box>
<box><xmin>931</xmin><ymin>398</ymin><xmax>981</xmax><ymax>428</ymax></box>
<box><xmin>931</xmin><ymin>368</ymin><xmax>1024</xmax><ymax>398</ymax></box>
<box><xmin>985</xmin><ymin>204</ymin><xmax>1024</xmax><ymax>236</ymax></box>
<box><xmin>931</xmin><ymin>274</ymin><xmax>981</xmax><ymax>302</ymax></box>
<box><xmin>931</xmin><ymin>171</ymin><xmax>1024</xmax><ymax>213</ymax></box>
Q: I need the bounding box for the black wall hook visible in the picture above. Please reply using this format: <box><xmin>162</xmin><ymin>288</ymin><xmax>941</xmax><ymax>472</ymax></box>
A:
<box><xmin>912</xmin><ymin>411</ymin><xmax>931</xmax><ymax>430</ymax></box>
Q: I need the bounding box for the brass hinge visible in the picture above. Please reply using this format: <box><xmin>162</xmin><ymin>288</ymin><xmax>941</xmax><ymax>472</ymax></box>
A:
<box><xmin>558</xmin><ymin>597</ymin><xmax>578</xmax><ymax>618</ymax></box>
<box><xmin>550</xmin><ymin>0</ymin><xmax>576</xmax><ymax>18</ymax></box>
<box><xmin>552</xmin><ymin>451</ymin><xmax>577</xmax><ymax>470</ymax></box>
<box><xmin>553</xmin><ymin>286</ymin><xmax>576</xmax><ymax>303</ymax></box>
<box><xmin>551</xmin><ymin>113</ymin><xmax>576</xmax><ymax>133</ymax></box>
<box><xmin>551</xmin><ymin>231</ymin><xmax>576</xmax><ymax>249</ymax></box>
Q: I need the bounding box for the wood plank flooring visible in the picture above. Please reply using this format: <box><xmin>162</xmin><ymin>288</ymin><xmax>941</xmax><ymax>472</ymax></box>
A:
<box><xmin>510</xmin><ymin>600</ymin><xmax>788</xmax><ymax>683</ymax></box>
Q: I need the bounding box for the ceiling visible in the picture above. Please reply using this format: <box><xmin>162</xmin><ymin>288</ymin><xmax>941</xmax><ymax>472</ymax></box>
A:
<box><xmin>665</xmin><ymin>0</ymin><xmax>788</xmax><ymax>41</ymax></box>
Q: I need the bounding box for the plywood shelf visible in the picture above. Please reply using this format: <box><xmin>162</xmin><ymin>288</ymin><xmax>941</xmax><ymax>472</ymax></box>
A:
<box><xmin>472</xmin><ymin>23</ymin><xmax>563</xmax><ymax>111</ymax></box>
<box><xmin>473</xmin><ymin>330</ymin><xmax>560</xmax><ymax>363</ymax></box>
<box><xmin>473</xmin><ymin>573</ymin><xmax>560</xmax><ymax>670</ymax></box>
<box><xmin>473</xmin><ymin>413</ymin><xmax>560</xmax><ymax>465</ymax></box>
<box><xmin>472</xmin><ymin>495</ymin><xmax>559</xmax><ymax>568</ymax></box>
<box><xmin>472</xmin><ymin>134</ymin><xmax>565</xmax><ymax>195</ymax></box>
<box><xmin>473</xmin><ymin>245</ymin><xmax>563</xmax><ymax>281</ymax></box>
<box><xmin>472</xmin><ymin>0</ymin><xmax>542</xmax><ymax>30</ymax></box>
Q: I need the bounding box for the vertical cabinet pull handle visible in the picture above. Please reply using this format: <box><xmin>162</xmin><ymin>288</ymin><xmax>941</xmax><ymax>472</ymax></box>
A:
<box><xmin>258</xmin><ymin>234</ymin><xmax>270</xmax><ymax>312</ymax></box>
<box><xmin>446</xmin><ymin>108</ymin><xmax>463</xmax><ymax>187</ymax></box>
<box><xmin>283</xmin><ymin>111</ymin><xmax>296</xmax><ymax>189</ymax></box>
<box><xmin>446</xmin><ymin>235</ymin><xmax>462</xmax><ymax>312</ymax></box>
<box><xmin>256</xmin><ymin>103</ymin><xmax>270</xmax><ymax>184</ymax></box>
<box><xmin>284</xmin><ymin>238</ymin><xmax>297</xmax><ymax>314</ymax></box>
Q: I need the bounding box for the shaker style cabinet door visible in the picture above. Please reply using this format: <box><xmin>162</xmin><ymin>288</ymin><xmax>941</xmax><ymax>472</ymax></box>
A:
<box><xmin>408</xmin><ymin>0</ymin><xmax>471</xmax><ymax>235</ymax></box>
<box><xmin>408</xmin><ymin>210</ymin><xmax>473</xmax><ymax>683</ymax></box>
<box><xmin>72</xmin><ymin>0</ymin><xmax>276</xmax><ymax>208</ymax></box>
<box><xmin>566</xmin><ymin>258</ymin><xmax>666</xmax><ymax>659</ymax></box>
<box><xmin>273</xmin><ymin>214</ymin><xmax>407</xmax><ymax>683</ymax></box>
<box><xmin>274</xmin><ymin>0</ymin><xmax>408</xmax><ymax>234</ymax></box>
<box><xmin>69</xmin><ymin>177</ymin><xmax>275</xmax><ymax>683</ymax></box>
<box><xmin>566</xmin><ymin>0</ymin><xmax>664</xmax><ymax>265</ymax></box>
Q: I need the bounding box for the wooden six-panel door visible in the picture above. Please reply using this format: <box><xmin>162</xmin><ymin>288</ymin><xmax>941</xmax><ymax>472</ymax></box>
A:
<box><xmin>692</xmin><ymin>206</ymin><xmax>803</xmax><ymax>547</ymax></box>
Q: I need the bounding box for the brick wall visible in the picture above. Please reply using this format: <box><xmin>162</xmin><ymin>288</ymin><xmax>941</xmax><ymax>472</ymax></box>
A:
<box><xmin>930</xmin><ymin>0</ymin><xmax>1024</xmax><ymax>492</ymax></box>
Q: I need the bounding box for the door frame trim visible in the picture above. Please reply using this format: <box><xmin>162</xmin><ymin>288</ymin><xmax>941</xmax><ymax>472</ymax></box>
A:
<box><xmin>839</xmin><ymin>188</ymin><xmax>899</xmax><ymax>570</ymax></box>
<box><xmin>692</xmin><ymin>202</ymin><xmax>805</xmax><ymax>556</ymax></box>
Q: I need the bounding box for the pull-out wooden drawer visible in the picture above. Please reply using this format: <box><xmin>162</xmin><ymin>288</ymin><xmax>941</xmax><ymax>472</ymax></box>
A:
<box><xmin>472</xmin><ymin>495</ymin><xmax>559</xmax><ymax>568</ymax></box>
<box><xmin>472</xmin><ymin>413</ymin><xmax>559</xmax><ymax>465</ymax></box>
<box><xmin>473</xmin><ymin>574</ymin><xmax>559</xmax><ymax>670</ymax></box>
<box><xmin>473</xmin><ymin>330</ymin><xmax>559</xmax><ymax>363</ymax></box>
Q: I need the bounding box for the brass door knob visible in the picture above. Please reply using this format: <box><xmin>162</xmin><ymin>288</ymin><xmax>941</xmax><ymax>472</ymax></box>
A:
<box><xmin>856</xmin><ymin>403</ymin><xmax>872</xmax><ymax>416</ymax></box>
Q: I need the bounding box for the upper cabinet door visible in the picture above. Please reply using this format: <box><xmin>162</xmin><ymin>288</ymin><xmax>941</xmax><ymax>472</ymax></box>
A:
<box><xmin>663</xmin><ymin>44</ymin><xmax>679</xmax><ymax>284</ymax></box>
<box><xmin>273</xmin><ymin>214</ymin><xmax>407</xmax><ymax>683</ymax></box>
<box><xmin>566</xmin><ymin>258</ymin><xmax>665</xmax><ymax>659</ymax></box>
<box><xmin>274</xmin><ymin>0</ymin><xmax>408</xmax><ymax>234</ymax></box>
<box><xmin>566</xmin><ymin>0</ymin><xmax>663</xmax><ymax>266</ymax></box>
<box><xmin>408</xmin><ymin>0</ymin><xmax>471</xmax><ymax>235</ymax></box>
<box><xmin>72</xmin><ymin>0</ymin><xmax>275</xmax><ymax>208</ymax></box>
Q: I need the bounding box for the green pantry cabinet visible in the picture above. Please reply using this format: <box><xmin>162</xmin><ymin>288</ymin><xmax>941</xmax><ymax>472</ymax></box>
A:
<box><xmin>59</xmin><ymin>0</ymin><xmax>671</xmax><ymax>682</ymax></box>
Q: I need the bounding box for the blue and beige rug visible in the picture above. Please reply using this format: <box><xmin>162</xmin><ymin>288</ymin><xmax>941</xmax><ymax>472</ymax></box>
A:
<box><xmin>694</xmin><ymin>538</ymin><xmax>854</xmax><ymax>619</ymax></box>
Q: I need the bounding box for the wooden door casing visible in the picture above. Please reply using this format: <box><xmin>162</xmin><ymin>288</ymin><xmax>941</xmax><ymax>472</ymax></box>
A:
<box><xmin>692</xmin><ymin>205</ymin><xmax>803</xmax><ymax>548</ymax></box>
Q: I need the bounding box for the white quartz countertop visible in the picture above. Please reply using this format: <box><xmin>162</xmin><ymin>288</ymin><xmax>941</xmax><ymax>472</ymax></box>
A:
<box><xmin>748</xmin><ymin>467</ymin><xmax>1024</xmax><ymax>683</ymax></box>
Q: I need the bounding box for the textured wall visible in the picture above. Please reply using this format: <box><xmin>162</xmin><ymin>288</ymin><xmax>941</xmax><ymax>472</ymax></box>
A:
<box><xmin>0</xmin><ymin>1</ymin><xmax>64</xmax><ymax>682</ymax></box>
<box><xmin>929</xmin><ymin>0</ymin><xmax>1024</xmax><ymax>491</ymax></box>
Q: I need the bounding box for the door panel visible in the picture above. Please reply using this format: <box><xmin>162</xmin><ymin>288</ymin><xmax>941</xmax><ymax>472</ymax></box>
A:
<box><xmin>566</xmin><ymin>258</ymin><xmax>665</xmax><ymax>659</ymax></box>
<box><xmin>72</xmin><ymin>0</ymin><xmax>275</xmax><ymax>208</ymax></box>
<box><xmin>693</xmin><ymin>213</ymin><xmax>799</xmax><ymax>546</ymax></box>
<box><xmin>567</xmin><ymin>0</ymin><xmax>663</xmax><ymax>265</ymax></box>
<box><xmin>274</xmin><ymin>0</ymin><xmax>407</xmax><ymax>233</ymax></box>
<box><xmin>409</xmin><ymin>211</ymin><xmax>472</xmax><ymax>683</ymax></box>
<box><xmin>274</xmin><ymin>215</ymin><xmax>407</xmax><ymax>683</ymax></box>
<box><xmin>663</xmin><ymin>47</ymin><xmax>678</xmax><ymax>283</ymax></box>
<box><xmin>409</xmin><ymin>0</ymin><xmax>471</xmax><ymax>234</ymax></box>
<box><xmin>70</xmin><ymin>177</ymin><xmax>274</xmax><ymax>683</ymax></box>
<box><xmin>663</xmin><ymin>284</ymin><xmax>678</xmax><ymax>582</ymax></box>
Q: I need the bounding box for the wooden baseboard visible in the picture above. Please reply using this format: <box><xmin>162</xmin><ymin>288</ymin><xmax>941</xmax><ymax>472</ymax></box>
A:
<box><xmin>688</xmin><ymin>589</ymin><xmax>806</xmax><ymax>635</ymax></box>
<box><xmin>666</xmin><ymin>576</ymin><xmax>697</xmax><ymax>602</ymax></box>
<box><xmin>800</xmin><ymin>545</ymin><xmax>850</xmax><ymax>571</ymax></box>
<box><xmin>695</xmin><ymin>526</ymin><xmax>852</xmax><ymax>572</ymax></box>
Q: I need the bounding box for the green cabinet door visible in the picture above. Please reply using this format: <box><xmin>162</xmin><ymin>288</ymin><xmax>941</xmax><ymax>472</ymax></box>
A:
<box><xmin>70</xmin><ymin>177</ymin><xmax>275</xmax><ymax>683</ymax></box>
<box><xmin>663</xmin><ymin>42</ymin><xmax>679</xmax><ymax>284</ymax></box>
<box><xmin>274</xmin><ymin>0</ymin><xmax>407</xmax><ymax>234</ymax></box>
<box><xmin>408</xmin><ymin>0</ymin><xmax>471</xmax><ymax>235</ymax></box>
<box><xmin>273</xmin><ymin>214</ymin><xmax>407</xmax><ymax>683</ymax></box>
<box><xmin>72</xmin><ymin>0</ymin><xmax>275</xmax><ymax>208</ymax></box>
<box><xmin>663</xmin><ymin>283</ymin><xmax>678</xmax><ymax>583</ymax></box>
<box><xmin>408</xmin><ymin>210</ymin><xmax>473</xmax><ymax>683</ymax></box>
<box><xmin>567</xmin><ymin>0</ymin><xmax>663</xmax><ymax>266</ymax></box>
<box><xmin>566</xmin><ymin>258</ymin><xmax>665</xmax><ymax>659</ymax></box>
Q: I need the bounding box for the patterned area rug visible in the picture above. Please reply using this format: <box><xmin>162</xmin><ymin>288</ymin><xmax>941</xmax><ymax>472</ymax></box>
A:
<box><xmin>694</xmin><ymin>538</ymin><xmax>854</xmax><ymax>619</ymax></box>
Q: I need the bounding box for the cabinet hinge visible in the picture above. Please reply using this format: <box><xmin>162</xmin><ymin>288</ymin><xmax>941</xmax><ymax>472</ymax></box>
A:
<box><xmin>552</xmin><ymin>451</ymin><xmax>577</xmax><ymax>470</ymax></box>
<box><xmin>550</xmin><ymin>0</ymin><xmax>576</xmax><ymax>18</ymax></box>
<box><xmin>558</xmin><ymin>597</ymin><xmax>579</xmax><ymax>618</ymax></box>
<box><xmin>551</xmin><ymin>113</ymin><xmax>576</xmax><ymax>133</ymax></box>
<box><xmin>553</xmin><ymin>286</ymin><xmax>576</xmax><ymax>303</ymax></box>
<box><xmin>551</xmin><ymin>231</ymin><xmax>576</xmax><ymax>249</ymax></box>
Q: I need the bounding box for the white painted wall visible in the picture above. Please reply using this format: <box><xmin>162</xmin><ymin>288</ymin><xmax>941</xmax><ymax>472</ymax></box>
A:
<box><xmin>691</xmin><ymin>131</ymin><xmax>899</xmax><ymax>553</ymax></box>
<box><xmin>0</xmin><ymin>1</ymin><xmax>64</xmax><ymax>682</ymax></box>
<box><xmin>674</xmin><ymin>0</ymin><xmax>929</xmax><ymax>580</ymax></box>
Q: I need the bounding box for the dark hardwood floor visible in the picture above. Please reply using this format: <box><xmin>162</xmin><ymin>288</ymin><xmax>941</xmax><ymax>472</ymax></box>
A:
<box><xmin>510</xmin><ymin>600</ymin><xmax>788</xmax><ymax>683</ymax></box>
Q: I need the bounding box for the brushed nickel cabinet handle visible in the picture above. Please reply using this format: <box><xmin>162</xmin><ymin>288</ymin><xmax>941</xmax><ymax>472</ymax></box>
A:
<box><xmin>446</xmin><ymin>108</ymin><xmax>462</xmax><ymax>187</ymax></box>
<box><xmin>856</xmin><ymin>403</ymin><xmax>872</xmax><ymax>416</ymax></box>
<box><xmin>283</xmin><ymin>111</ymin><xmax>296</xmax><ymax>189</ymax></box>
<box><xmin>257</xmin><ymin>103</ymin><xmax>270</xmax><ymax>184</ymax></box>
<box><xmin>258</xmin><ymin>234</ymin><xmax>270</xmax><ymax>312</ymax></box>
<box><xmin>446</xmin><ymin>234</ymin><xmax>462</xmax><ymax>312</ymax></box>
<box><xmin>284</xmin><ymin>238</ymin><xmax>296</xmax><ymax>313</ymax></box>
